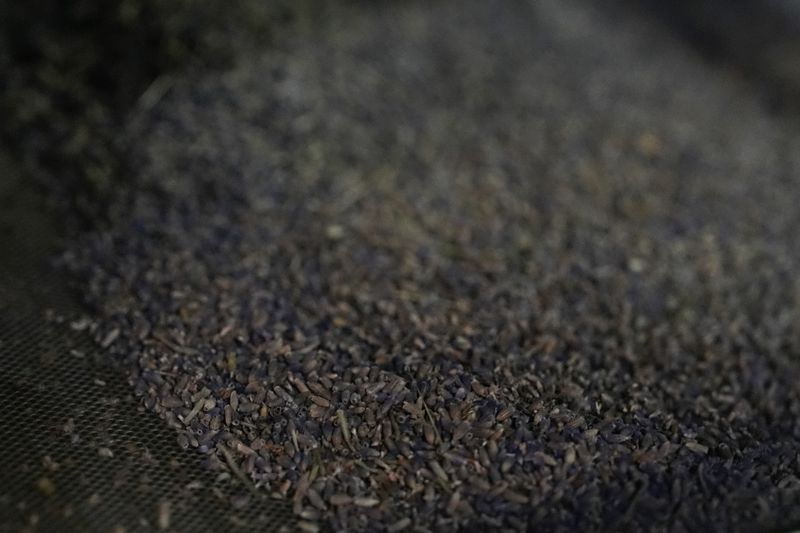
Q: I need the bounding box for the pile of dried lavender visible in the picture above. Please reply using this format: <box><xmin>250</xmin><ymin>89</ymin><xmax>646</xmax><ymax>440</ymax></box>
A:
<box><xmin>64</xmin><ymin>0</ymin><xmax>800</xmax><ymax>531</ymax></box>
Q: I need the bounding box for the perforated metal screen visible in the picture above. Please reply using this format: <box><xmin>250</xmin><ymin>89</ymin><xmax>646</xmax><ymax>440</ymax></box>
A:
<box><xmin>0</xmin><ymin>166</ymin><xmax>294</xmax><ymax>532</ymax></box>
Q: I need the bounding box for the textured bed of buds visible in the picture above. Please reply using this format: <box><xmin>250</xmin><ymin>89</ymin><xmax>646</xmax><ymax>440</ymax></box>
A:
<box><xmin>64</xmin><ymin>1</ymin><xmax>800</xmax><ymax>531</ymax></box>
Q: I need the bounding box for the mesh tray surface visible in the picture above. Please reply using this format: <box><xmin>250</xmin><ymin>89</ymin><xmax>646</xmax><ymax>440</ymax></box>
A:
<box><xmin>0</xmin><ymin>158</ymin><xmax>294</xmax><ymax>532</ymax></box>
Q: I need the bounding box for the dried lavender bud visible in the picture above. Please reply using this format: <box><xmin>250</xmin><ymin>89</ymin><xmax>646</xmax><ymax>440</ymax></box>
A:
<box><xmin>309</xmin><ymin>395</ymin><xmax>331</xmax><ymax>408</ymax></box>
<box><xmin>387</xmin><ymin>518</ymin><xmax>412</xmax><ymax>532</ymax></box>
<box><xmin>353</xmin><ymin>497</ymin><xmax>380</xmax><ymax>508</ymax></box>
<box><xmin>329</xmin><ymin>494</ymin><xmax>352</xmax><ymax>506</ymax></box>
